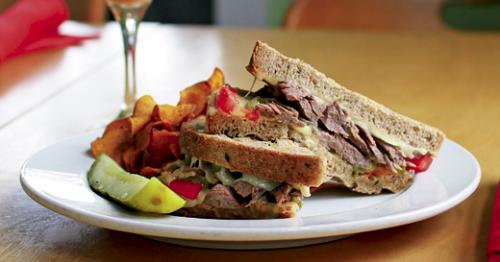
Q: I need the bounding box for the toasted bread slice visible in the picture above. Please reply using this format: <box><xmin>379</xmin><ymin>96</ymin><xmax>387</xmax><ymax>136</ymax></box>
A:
<box><xmin>207</xmin><ymin>111</ymin><xmax>290</xmax><ymax>141</ymax></box>
<box><xmin>246</xmin><ymin>41</ymin><xmax>445</xmax><ymax>157</ymax></box>
<box><xmin>206</xmin><ymin>112</ymin><xmax>412</xmax><ymax>194</ymax></box>
<box><xmin>177</xmin><ymin>200</ymin><xmax>299</xmax><ymax>219</ymax></box>
<box><xmin>180</xmin><ymin>120</ymin><xmax>326</xmax><ymax>187</ymax></box>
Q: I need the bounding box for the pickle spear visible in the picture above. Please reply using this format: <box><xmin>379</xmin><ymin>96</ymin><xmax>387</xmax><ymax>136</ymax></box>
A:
<box><xmin>88</xmin><ymin>154</ymin><xmax>185</xmax><ymax>213</ymax></box>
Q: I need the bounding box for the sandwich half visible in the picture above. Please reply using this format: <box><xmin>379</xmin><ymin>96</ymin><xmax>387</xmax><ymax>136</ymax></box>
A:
<box><xmin>201</xmin><ymin>41</ymin><xmax>445</xmax><ymax>195</ymax></box>
<box><xmin>165</xmin><ymin>41</ymin><xmax>445</xmax><ymax>219</ymax></box>
<box><xmin>161</xmin><ymin>119</ymin><xmax>322</xmax><ymax>218</ymax></box>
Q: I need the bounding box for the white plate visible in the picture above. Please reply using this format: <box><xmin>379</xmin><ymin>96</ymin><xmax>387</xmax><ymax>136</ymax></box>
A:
<box><xmin>20</xmin><ymin>133</ymin><xmax>480</xmax><ymax>250</ymax></box>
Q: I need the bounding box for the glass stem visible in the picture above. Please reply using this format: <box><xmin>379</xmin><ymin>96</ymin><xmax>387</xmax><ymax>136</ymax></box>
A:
<box><xmin>119</xmin><ymin>15</ymin><xmax>140</xmax><ymax>115</ymax></box>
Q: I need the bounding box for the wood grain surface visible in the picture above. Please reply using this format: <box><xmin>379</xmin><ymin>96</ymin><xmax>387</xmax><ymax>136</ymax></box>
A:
<box><xmin>0</xmin><ymin>22</ymin><xmax>499</xmax><ymax>262</ymax></box>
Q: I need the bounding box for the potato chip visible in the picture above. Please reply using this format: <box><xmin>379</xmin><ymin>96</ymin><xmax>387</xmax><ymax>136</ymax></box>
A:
<box><xmin>133</xmin><ymin>95</ymin><xmax>157</xmax><ymax>117</ymax></box>
<box><xmin>127</xmin><ymin>95</ymin><xmax>159</xmax><ymax>135</ymax></box>
<box><xmin>129</xmin><ymin>115</ymin><xmax>151</xmax><ymax>136</ymax></box>
<box><xmin>147</xmin><ymin>129</ymin><xmax>180</xmax><ymax>168</ymax></box>
<box><xmin>152</xmin><ymin>104</ymin><xmax>195</xmax><ymax>127</ymax></box>
<box><xmin>178</xmin><ymin>81</ymin><xmax>211</xmax><ymax>117</ymax></box>
<box><xmin>169</xmin><ymin>142</ymin><xmax>181</xmax><ymax>159</ymax></box>
<box><xmin>140</xmin><ymin>166</ymin><xmax>161</xmax><ymax>178</ymax></box>
<box><xmin>90</xmin><ymin>118</ymin><xmax>132</xmax><ymax>165</ymax></box>
<box><xmin>178</xmin><ymin>68</ymin><xmax>225</xmax><ymax>117</ymax></box>
<box><xmin>132</xmin><ymin>121</ymin><xmax>160</xmax><ymax>156</ymax></box>
<box><xmin>208</xmin><ymin>67</ymin><xmax>225</xmax><ymax>91</ymax></box>
<box><xmin>122</xmin><ymin>120</ymin><xmax>175</xmax><ymax>172</ymax></box>
<box><xmin>122</xmin><ymin>146</ymin><xmax>142</xmax><ymax>173</ymax></box>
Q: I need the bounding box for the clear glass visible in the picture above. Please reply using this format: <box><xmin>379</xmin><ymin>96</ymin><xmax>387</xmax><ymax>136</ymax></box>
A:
<box><xmin>106</xmin><ymin>0</ymin><xmax>152</xmax><ymax>117</ymax></box>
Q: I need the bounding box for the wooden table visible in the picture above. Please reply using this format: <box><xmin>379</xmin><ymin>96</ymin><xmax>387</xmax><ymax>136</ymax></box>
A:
<box><xmin>0</xmin><ymin>22</ymin><xmax>498</xmax><ymax>261</ymax></box>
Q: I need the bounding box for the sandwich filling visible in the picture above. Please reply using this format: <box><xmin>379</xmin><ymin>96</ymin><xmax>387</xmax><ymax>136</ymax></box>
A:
<box><xmin>207</xmin><ymin>83</ymin><xmax>433</xmax><ymax>184</ymax></box>
<box><xmin>158</xmin><ymin>155</ymin><xmax>306</xmax><ymax>218</ymax></box>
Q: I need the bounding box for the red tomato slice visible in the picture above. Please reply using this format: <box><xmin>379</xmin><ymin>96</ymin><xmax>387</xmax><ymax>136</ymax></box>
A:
<box><xmin>168</xmin><ymin>179</ymin><xmax>202</xmax><ymax>200</ymax></box>
<box><xmin>406</xmin><ymin>154</ymin><xmax>433</xmax><ymax>174</ymax></box>
<box><xmin>225</xmin><ymin>84</ymin><xmax>239</xmax><ymax>94</ymax></box>
<box><xmin>245</xmin><ymin>109</ymin><xmax>260</xmax><ymax>122</ymax></box>
<box><xmin>216</xmin><ymin>85</ymin><xmax>239</xmax><ymax>114</ymax></box>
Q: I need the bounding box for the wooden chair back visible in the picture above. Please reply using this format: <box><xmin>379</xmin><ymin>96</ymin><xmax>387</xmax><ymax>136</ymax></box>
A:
<box><xmin>285</xmin><ymin>0</ymin><xmax>446</xmax><ymax>31</ymax></box>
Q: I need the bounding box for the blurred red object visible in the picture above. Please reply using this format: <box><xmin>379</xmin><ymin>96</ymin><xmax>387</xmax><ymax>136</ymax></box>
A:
<box><xmin>0</xmin><ymin>0</ymin><xmax>98</xmax><ymax>63</ymax></box>
<box><xmin>488</xmin><ymin>180</ymin><xmax>500</xmax><ymax>261</ymax></box>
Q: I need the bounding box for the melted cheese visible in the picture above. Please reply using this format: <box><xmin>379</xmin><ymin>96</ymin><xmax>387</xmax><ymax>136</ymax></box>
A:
<box><xmin>353</xmin><ymin>118</ymin><xmax>428</xmax><ymax>157</ymax></box>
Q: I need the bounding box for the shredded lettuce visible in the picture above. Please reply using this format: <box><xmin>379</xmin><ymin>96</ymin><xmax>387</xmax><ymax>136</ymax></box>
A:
<box><xmin>188</xmin><ymin>156</ymin><xmax>199</xmax><ymax>168</ymax></box>
<box><xmin>159</xmin><ymin>168</ymin><xmax>197</xmax><ymax>185</ymax></box>
<box><xmin>210</xmin><ymin>164</ymin><xmax>222</xmax><ymax>173</ymax></box>
<box><xmin>183</xmin><ymin>190</ymin><xmax>207</xmax><ymax>208</ymax></box>
<box><xmin>214</xmin><ymin>168</ymin><xmax>234</xmax><ymax>186</ymax></box>
<box><xmin>161</xmin><ymin>157</ymin><xmax>285</xmax><ymax>193</ymax></box>
<box><xmin>292</xmin><ymin>184</ymin><xmax>311</xmax><ymax>197</ymax></box>
<box><xmin>200</xmin><ymin>161</ymin><xmax>218</xmax><ymax>184</ymax></box>
<box><xmin>163</xmin><ymin>160</ymin><xmax>184</xmax><ymax>172</ymax></box>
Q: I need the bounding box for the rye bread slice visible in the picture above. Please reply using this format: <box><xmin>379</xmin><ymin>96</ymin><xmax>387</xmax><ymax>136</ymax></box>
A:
<box><xmin>246</xmin><ymin>41</ymin><xmax>445</xmax><ymax>156</ymax></box>
<box><xmin>180</xmin><ymin>120</ymin><xmax>326</xmax><ymax>187</ymax></box>
<box><xmin>207</xmin><ymin>111</ymin><xmax>290</xmax><ymax>141</ymax></box>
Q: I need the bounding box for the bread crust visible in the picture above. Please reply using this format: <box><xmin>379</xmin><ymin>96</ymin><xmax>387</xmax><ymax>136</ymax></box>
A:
<box><xmin>247</xmin><ymin>41</ymin><xmax>445</xmax><ymax>156</ymax></box>
<box><xmin>180</xmin><ymin>121</ymin><xmax>326</xmax><ymax>186</ymax></box>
